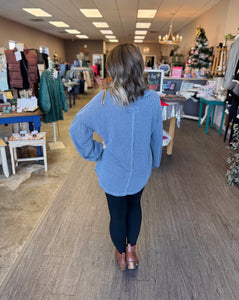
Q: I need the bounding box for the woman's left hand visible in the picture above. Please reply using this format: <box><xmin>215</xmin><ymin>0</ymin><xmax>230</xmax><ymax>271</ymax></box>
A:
<box><xmin>102</xmin><ymin>141</ymin><xmax>106</xmax><ymax>149</ymax></box>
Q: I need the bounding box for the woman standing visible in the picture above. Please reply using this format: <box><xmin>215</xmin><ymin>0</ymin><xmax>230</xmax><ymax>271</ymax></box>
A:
<box><xmin>69</xmin><ymin>43</ymin><xmax>163</xmax><ymax>270</ymax></box>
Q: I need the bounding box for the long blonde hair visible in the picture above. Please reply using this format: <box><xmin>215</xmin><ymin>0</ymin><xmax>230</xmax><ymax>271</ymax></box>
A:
<box><xmin>103</xmin><ymin>43</ymin><xmax>148</xmax><ymax>106</ymax></box>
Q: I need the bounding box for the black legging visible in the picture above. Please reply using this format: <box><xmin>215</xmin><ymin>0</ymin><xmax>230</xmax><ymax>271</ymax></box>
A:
<box><xmin>105</xmin><ymin>188</ymin><xmax>144</xmax><ymax>254</ymax></box>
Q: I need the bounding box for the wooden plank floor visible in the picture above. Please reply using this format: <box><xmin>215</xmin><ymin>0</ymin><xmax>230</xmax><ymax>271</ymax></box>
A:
<box><xmin>0</xmin><ymin>119</ymin><xmax>239</xmax><ymax>300</ymax></box>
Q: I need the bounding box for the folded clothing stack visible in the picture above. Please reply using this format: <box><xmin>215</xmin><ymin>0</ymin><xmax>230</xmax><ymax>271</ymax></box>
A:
<box><xmin>160</xmin><ymin>94</ymin><xmax>187</xmax><ymax>104</ymax></box>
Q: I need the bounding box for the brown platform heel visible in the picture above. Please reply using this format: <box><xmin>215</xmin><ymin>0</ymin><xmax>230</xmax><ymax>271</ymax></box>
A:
<box><xmin>126</xmin><ymin>243</ymin><xmax>139</xmax><ymax>269</ymax></box>
<box><xmin>115</xmin><ymin>249</ymin><xmax>126</xmax><ymax>271</ymax></box>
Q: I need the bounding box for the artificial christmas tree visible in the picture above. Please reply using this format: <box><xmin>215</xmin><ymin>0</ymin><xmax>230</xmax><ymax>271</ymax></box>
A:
<box><xmin>189</xmin><ymin>27</ymin><xmax>213</xmax><ymax>77</ymax></box>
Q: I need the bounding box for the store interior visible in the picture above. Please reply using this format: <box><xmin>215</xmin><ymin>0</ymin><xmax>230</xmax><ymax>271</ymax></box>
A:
<box><xmin>0</xmin><ymin>0</ymin><xmax>239</xmax><ymax>299</ymax></box>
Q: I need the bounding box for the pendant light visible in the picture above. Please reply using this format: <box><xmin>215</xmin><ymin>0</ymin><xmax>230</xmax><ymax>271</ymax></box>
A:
<box><xmin>158</xmin><ymin>13</ymin><xmax>182</xmax><ymax>45</ymax></box>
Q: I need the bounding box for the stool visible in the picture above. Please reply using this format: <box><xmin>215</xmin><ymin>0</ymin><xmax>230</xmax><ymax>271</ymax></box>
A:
<box><xmin>198</xmin><ymin>97</ymin><xmax>226</xmax><ymax>134</ymax></box>
<box><xmin>8</xmin><ymin>133</ymin><xmax>47</xmax><ymax>175</ymax></box>
<box><xmin>0</xmin><ymin>138</ymin><xmax>9</xmax><ymax>177</ymax></box>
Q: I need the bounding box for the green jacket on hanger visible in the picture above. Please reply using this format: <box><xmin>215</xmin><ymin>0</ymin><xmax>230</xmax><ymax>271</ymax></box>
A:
<box><xmin>39</xmin><ymin>69</ymin><xmax>68</xmax><ymax>123</ymax></box>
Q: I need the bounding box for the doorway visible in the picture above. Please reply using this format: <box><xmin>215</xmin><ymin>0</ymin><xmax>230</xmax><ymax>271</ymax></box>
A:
<box><xmin>144</xmin><ymin>55</ymin><xmax>155</xmax><ymax>68</ymax></box>
<box><xmin>92</xmin><ymin>54</ymin><xmax>104</xmax><ymax>77</ymax></box>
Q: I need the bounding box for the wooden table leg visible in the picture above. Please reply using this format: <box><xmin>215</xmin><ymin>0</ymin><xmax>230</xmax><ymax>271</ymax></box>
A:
<box><xmin>167</xmin><ymin>117</ymin><xmax>176</xmax><ymax>155</ymax></box>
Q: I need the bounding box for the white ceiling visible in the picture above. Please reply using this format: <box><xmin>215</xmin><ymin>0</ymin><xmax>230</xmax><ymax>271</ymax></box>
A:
<box><xmin>0</xmin><ymin>0</ymin><xmax>222</xmax><ymax>42</ymax></box>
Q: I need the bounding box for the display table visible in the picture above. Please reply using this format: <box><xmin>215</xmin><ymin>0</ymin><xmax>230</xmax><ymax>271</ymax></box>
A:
<box><xmin>0</xmin><ymin>109</ymin><xmax>42</xmax><ymax>131</ymax></box>
<box><xmin>8</xmin><ymin>133</ymin><xmax>47</xmax><ymax>175</ymax></box>
<box><xmin>0</xmin><ymin>109</ymin><xmax>42</xmax><ymax>156</ymax></box>
<box><xmin>198</xmin><ymin>97</ymin><xmax>226</xmax><ymax>134</ymax></box>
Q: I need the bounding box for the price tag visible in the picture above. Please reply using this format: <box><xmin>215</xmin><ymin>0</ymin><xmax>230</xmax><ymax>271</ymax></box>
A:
<box><xmin>53</xmin><ymin>69</ymin><xmax>58</xmax><ymax>79</ymax></box>
<box><xmin>15</xmin><ymin>51</ymin><xmax>22</xmax><ymax>61</ymax></box>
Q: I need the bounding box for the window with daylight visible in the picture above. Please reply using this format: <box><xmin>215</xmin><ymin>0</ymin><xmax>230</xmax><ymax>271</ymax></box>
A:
<box><xmin>40</xmin><ymin>46</ymin><xmax>49</xmax><ymax>55</ymax></box>
<box><xmin>9</xmin><ymin>40</ymin><xmax>17</xmax><ymax>49</ymax></box>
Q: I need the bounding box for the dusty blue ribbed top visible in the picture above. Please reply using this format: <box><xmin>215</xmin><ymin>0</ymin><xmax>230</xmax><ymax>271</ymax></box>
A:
<box><xmin>69</xmin><ymin>89</ymin><xmax>163</xmax><ymax>196</ymax></box>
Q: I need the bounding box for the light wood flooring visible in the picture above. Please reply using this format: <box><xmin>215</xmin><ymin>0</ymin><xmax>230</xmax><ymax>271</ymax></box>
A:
<box><xmin>0</xmin><ymin>118</ymin><xmax>239</xmax><ymax>300</ymax></box>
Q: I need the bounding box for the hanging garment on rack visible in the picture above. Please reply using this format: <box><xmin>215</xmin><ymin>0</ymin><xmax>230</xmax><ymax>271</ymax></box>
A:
<box><xmin>224</xmin><ymin>96</ymin><xmax>239</xmax><ymax>143</ymax></box>
<box><xmin>83</xmin><ymin>70</ymin><xmax>92</xmax><ymax>87</ymax></box>
<box><xmin>39</xmin><ymin>69</ymin><xmax>68</xmax><ymax>123</ymax></box>
<box><xmin>91</xmin><ymin>65</ymin><xmax>98</xmax><ymax>76</ymax></box>
<box><xmin>59</xmin><ymin>64</ymin><xmax>66</xmax><ymax>77</ymax></box>
<box><xmin>41</xmin><ymin>53</ymin><xmax>49</xmax><ymax>69</ymax></box>
<box><xmin>0</xmin><ymin>47</ymin><xmax>9</xmax><ymax>91</ymax></box>
<box><xmin>4</xmin><ymin>49</ymin><xmax>25</xmax><ymax>89</ymax></box>
<box><xmin>23</xmin><ymin>48</ymin><xmax>38</xmax><ymax>89</ymax></box>
<box><xmin>224</xmin><ymin>62</ymin><xmax>239</xmax><ymax>142</ymax></box>
<box><xmin>4</xmin><ymin>48</ymin><xmax>38</xmax><ymax>90</ymax></box>
<box><xmin>224</xmin><ymin>37</ymin><xmax>239</xmax><ymax>89</ymax></box>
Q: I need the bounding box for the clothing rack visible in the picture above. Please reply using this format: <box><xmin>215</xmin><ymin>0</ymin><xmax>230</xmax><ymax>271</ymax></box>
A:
<box><xmin>43</xmin><ymin>63</ymin><xmax>66</xmax><ymax>150</ymax></box>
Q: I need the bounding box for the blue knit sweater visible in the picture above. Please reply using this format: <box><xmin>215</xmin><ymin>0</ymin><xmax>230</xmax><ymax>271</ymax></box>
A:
<box><xmin>69</xmin><ymin>89</ymin><xmax>163</xmax><ymax>196</ymax></box>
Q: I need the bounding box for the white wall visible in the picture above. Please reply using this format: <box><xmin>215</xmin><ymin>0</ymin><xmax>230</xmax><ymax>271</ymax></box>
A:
<box><xmin>178</xmin><ymin>0</ymin><xmax>229</xmax><ymax>55</ymax></box>
<box><xmin>224</xmin><ymin>0</ymin><xmax>239</xmax><ymax>35</ymax></box>
<box><xmin>178</xmin><ymin>0</ymin><xmax>239</xmax><ymax>55</ymax></box>
<box><xmin>0</xmin><ymin>16</ymin><xmax>65</xmax><ymax>61</ymax></box>
<box><xmin>176</xmin><ymin>0</ymin><xmax>239</xmax><ymax>130</ymax></box>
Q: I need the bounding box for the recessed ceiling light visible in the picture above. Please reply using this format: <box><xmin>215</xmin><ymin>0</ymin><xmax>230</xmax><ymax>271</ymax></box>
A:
<box><xmin>100</xmin><ymin>30</ymin><xmax>113</xmax><ymax>35</ymax></box>
<box><xmin>22</xmin><ymin>8</ymin><xmax>52</xmax><ymax>17</ymax></box>
<box><xmin>109</xmin><ymin>39</ymin><xmax>118</xmax><ymax>43</ymax></box>
<box><xmin>80</xmin><ymin>9</ymin><xmax>102</xmax><ymax>18</ymax></box>
<box><xmin>135</xmin><ymin>30</ymin><xmax>147</xmax><ymax>35</ymax></box>
<box><xmin>76</xmin><ymin>35</ymin><xmax>89</xmax><ymax>39</ymax></box>
<box><xmin>105</xmin><ymin>35</ymin><xmax>116</xmax><ymax>39</ymax></box>
<box><xmin>93</xmin><ymin>22</ymin><xmax>109</xmax><ymax>28</ymax></box>
<box><xmin>137</xmin><ymin>10</ymin><xmax>157</xmax><ymax>18</ymax></box>
<box><xmin>135</xmin><ymin>36</ymin><xmax>145</xmax><ymax>39</ymax></box>
<box><xmin>136</xmin><ymin>22</ymin><xmax>151</xmax><ymax>29</ymax></box>
<box><xmin>134</xmin><ymin>40</ymin><xmax>143</xmax><ymax>43</ymax></box>
<box><xmin>49</xmin><ymin>21</ymin><xmax>69</xmax><ymax>27</ymax></box>
<box><xmin>65</xmin><ymin>29</ymin><xmax>80</xmax><ymax>34</ymax></box>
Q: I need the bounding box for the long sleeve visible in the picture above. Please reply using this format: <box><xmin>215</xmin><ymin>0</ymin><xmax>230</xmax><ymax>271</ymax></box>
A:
<box><xmin>150</xmin><ymin>102</ymin><xmax>163</xmax><ymax>168</ymax></box>
<box><xmin>69</xmin><ymin>115</ymin><xmax>103</xmax><ymax>161</ymax></box>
